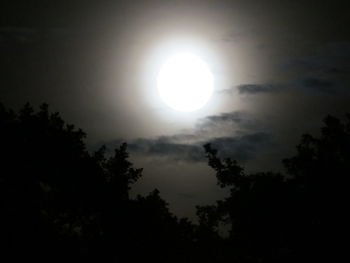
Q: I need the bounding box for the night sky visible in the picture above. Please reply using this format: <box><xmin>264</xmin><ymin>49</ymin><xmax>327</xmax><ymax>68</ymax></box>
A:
<box><xmin>1</xmin><ymin>0</ymin><xmax>349</xmax><ymax>219</ymax></box>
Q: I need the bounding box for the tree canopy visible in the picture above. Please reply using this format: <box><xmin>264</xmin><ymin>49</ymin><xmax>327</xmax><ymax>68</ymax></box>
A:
<box><xmin>0</xmin><ymin>102</ymin><xmax>347</xmax><ymax>262</ymax></box>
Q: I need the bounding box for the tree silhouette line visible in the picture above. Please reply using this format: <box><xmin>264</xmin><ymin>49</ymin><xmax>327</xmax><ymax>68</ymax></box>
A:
<box><xmin>0</xmin><ymin>102</ymin><xmax>347</xmax><ymax>262</ymax></box>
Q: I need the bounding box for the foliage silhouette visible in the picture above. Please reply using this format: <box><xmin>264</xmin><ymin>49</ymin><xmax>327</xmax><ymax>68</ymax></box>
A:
<box><xmin>199</xmin><ymin>114</ymin><xmax>349</xmax><ymax>262</ymax></box>
<box><xmin>0</xmin><ymin>102</ymin><xmax>347</xmax><ymax>262</ymax></box>
<box><xmin>0</xmin><ymin>103</ymin><xmax>199</xmax><ymax>262</ymax></box>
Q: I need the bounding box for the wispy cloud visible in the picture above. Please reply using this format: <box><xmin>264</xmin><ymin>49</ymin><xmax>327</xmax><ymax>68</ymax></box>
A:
<box><xmin>100</xmin><ymin>111</ymin><xmax>273</xmax><ymax>163</ymax></box>
<box><xmin>237</xmin><ymin>84</ymin><xmax>283</xmax><ymax>94</ymax></box>
<box><xmin>218</xmin><ymin>84</ymin><xmax>284</xmax><ymax>95</ymax></box>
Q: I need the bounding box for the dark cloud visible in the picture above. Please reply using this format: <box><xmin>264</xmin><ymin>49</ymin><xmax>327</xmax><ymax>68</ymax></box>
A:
<box><xmin>97</xmin><ymin>109</ymin><xmax>273</xmax><ymax>163</ymax></box>
<box><xmin>102</xmin><ymin>131</ymin><xmax>273</xmax><ymax>164</ymax></box>
<box><xmin>219</xmin><ymin>84</ymin><xmax>283</xmax><ymax>95</ymax></box>
<box><xmin>196</xmin><ymin>111</ymin><xmax>260</xmax><ymax>134</ymax></box>
<box><xmin>103</xmin><ymin>137</ymin><xmax>204</xmax><ymax>162</ymax></box>
<box><xmin>237</xmin><ymin>84</ymin><xmax>283</xmax><ymax>94</ymax></box>
<box><xmin>209</xmin><ymin>132</ymin><xmax>273</xmax><ymax>162</ymax></box>
<box><xmin>302</xmin><ymin>77</ymin><xmax>336</xmax><ymax>94</ymax></box>
<box><xmin>205</xmin><ymin>111</ymin><xmax>245</xmax><ymax>123</ymax></box>
<box><xmin>285</xmin><ymin>42</ymin><xmax>350</xmax><ymax>76</ymax></box>
<box><xmin>128</xmin><ymin>138</ymin><xmax>204</xmax><ymax>162</ymax></box>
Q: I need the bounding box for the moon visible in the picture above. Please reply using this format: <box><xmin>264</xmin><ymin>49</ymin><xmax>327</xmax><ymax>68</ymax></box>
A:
<box><xmin>157</xmin><ymin>53</ymin><xmax>214</xmax><ymax>112</ymax></box>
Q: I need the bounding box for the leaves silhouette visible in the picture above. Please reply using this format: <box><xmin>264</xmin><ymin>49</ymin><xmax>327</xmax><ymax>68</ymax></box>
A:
<box><xmin>0</xmin><ymin>102</ymin><xmax>347</xmax><ymax>262</ymax></box>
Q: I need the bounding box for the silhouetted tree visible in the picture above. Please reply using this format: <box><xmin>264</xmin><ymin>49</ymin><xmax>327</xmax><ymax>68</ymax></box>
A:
<box><xmin>282</xmin><ymin>114</ymin><xmax>349</xmax><ymax>261</ymax></box>
<box><xmin>0</xmin><ymin>102</ymin><xmax>197</xmax><ymax>261</ymax></box>
<box><xmin>2</xmin><ymin>102</ymin><xmax>347</xmax><ymax>262</ymax></box>
<box><xmin>199</xmin><ymin>114</ymin><xmax>350</xmax><ymax>262</ymax></box>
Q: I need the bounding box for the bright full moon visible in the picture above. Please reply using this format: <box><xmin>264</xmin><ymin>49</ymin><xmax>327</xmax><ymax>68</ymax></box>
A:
<box><xmin>157</xmin><ymin>53</ymin><xmax>214</xmax><ymax>112</ymax></box>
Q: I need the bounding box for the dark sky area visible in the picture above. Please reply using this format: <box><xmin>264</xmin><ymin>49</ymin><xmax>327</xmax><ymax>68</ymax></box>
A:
<box><xmin>1</xmin><ymin>0</ymin><xmax>349</xmax><ymax>219</ymax></box>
